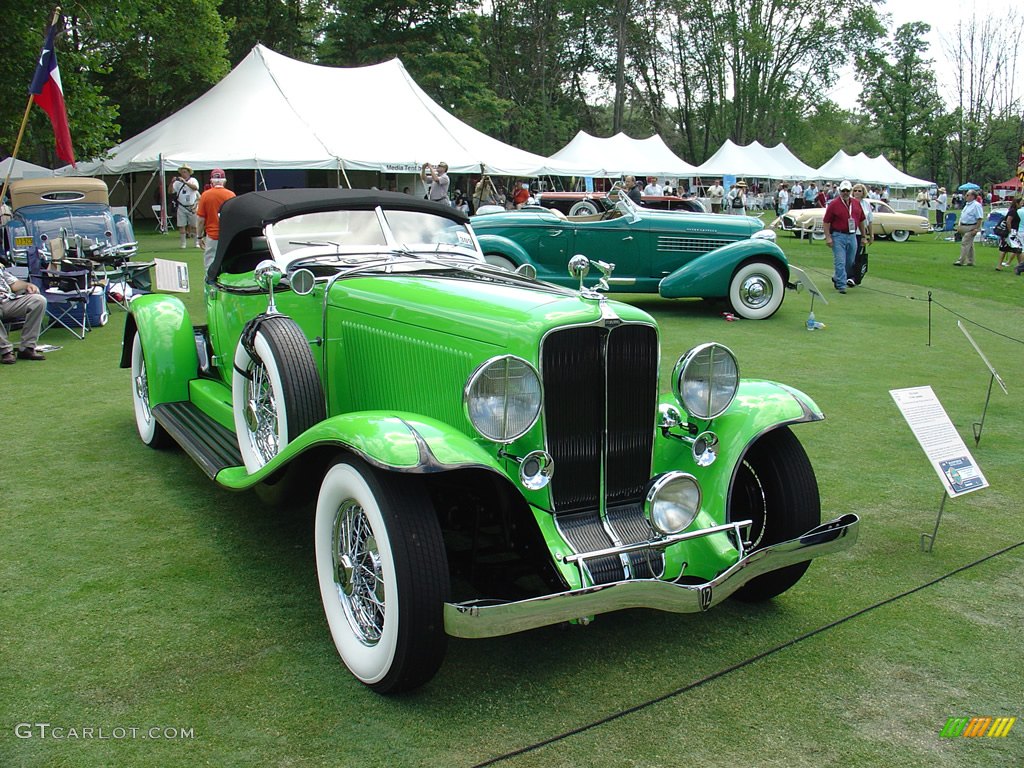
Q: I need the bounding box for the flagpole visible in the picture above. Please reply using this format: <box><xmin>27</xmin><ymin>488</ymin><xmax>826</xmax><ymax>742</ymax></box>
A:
<box><xmin>0</xmin><ymin>6</ymin><xmax>63</xmax><ymax>207</ymax></box>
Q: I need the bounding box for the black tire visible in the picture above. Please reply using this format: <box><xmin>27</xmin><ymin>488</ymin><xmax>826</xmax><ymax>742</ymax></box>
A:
<box><xmin>729</xmin><ymin>427</ymin><xmax>821</xmax><ymax>601</ymax></box>
<box><xmin>130</xmin><ymin>333</ymin><xmax>173</xmax><ymax>449</ymax></box>
<box><xmin>315</xmin><ymin>456</ymin><xmax>450</xmax><ymax>693</ymax></box>
<box><xmin>728</xmin><ymin>261</ymin><xmax>785</xmax><ymax>320</ymax></box>
<box><xmin>232</xmin><ymin>316</ymin><xmax>325</xmax><ymax>473</ymax></box>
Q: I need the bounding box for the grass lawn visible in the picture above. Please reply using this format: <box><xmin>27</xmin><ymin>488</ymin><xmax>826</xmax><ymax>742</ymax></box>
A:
<box><xmin>2</xmin><ymin>224</ymin><xmax>1022</xmax><ymax>767</ymax></box>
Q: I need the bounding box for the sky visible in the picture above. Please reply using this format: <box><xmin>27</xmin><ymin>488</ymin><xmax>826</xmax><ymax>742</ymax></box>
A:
<box><xmin>826</xmin><ymin>0</ymin><xmax>989</xmax><ymax>110</ymax></box>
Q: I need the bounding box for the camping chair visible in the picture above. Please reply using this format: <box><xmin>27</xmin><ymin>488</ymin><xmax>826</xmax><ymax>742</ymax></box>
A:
<box><xmin>979</xmin><ymin>211</ymin><xmax>1002</xmax><ymax>247</ymax></box>
<box><xmin>933</xmin><ymin>212</ymin><xmax>957</xmax><ymax>240</ymax></box>
<box><xmin>27</xmin><ymin>249</ymin><xmax>92</xmax><ymax>340</ymax></box>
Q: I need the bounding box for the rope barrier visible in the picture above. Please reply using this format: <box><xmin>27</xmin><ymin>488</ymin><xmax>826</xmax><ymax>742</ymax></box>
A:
<box><xmin>470</xmin><ymin>539</ymin><xmax>1024</xmax><ymax>767</ymax></box>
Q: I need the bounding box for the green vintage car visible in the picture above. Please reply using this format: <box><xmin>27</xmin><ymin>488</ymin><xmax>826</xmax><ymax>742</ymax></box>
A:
<box><xmin>124</xmin><ymin>189</ymin><xmax>858</xmax><ymax>693</ymax></box>
<box><xmin>472</xmin><ymin>183</ymin><xmax>788</xmax><ymax>319</ymax></box>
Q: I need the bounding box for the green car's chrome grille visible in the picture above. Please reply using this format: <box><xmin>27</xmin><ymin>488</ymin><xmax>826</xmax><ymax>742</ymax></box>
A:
<box><xmin>656</xmin><ymin>235</ymin><xmax>734</xmax><ymax>253</ymax></box>
<box><xmin>541</xmin><ymin>324</ymin><xmax>658</xmax><ymax>514</ymax></box>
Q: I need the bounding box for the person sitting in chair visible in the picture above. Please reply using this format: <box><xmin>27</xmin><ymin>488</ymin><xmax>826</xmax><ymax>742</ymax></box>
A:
<box><xmin>0</xmin><ymin>262</ymin><xmax>47</xmax><ymax>363</ymax></box>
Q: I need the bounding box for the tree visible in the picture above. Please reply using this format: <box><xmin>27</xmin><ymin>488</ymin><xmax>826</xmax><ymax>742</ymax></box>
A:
<box><xmin>90</xmin><ymin>0</ymin><xmax>231</xmax><ymax>143</ymax></box>
<box><xmin>943</xmin><ymin>12</ymin><xmax>1023</xmax><ymax>184</ymax></box>
<box><xmin>0</xmin><ymin>3</ymin><xmax>120</xmax><ymax>167</ymax></box>
<box><xmin>855</xmin><ymin>22</ymin><xmax>942</xmax><ymax>172</ymax></box>
<box><xmin>659</xmin><ymin>0</ymin><xmax>884</xmax><ymax>163</ymax></box>
<box><xmin>220</xmin><ymin>0</ymin><xmax>325</xmax><ymax>65</ymax></box>
<box><xmin>318</xmin><ymin>0</ymin><xmax>510</xmax><ymax>141</ymax></box>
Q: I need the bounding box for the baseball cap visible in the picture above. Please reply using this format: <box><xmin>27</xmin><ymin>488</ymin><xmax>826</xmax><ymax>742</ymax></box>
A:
<box><xmin>210</xmin><ymin>168</ymin><xmax>226</xmax><ymax>180</ymax></box>
<box><xmin>839</xmin><ymin>179</ymin><xmax>853</xmax><ymax>191</ymax></box>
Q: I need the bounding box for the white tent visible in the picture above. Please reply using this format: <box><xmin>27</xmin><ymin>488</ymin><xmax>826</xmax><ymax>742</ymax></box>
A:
<box><xmin>547</xmin><ymin>131</ymin><xmax>698</xmax><ymax>178</ymax></box>
<box><xmin>61</xmin><ymin>45</ymin><xmax>597</xmax><ymax>178</ymax></box>
<box><xmin>695</xmin><ymin>139</ymin><xmax>814</xmax><ymax>180</ymax></box>
<box><xmin>0</xmin><ymin>157</ymin><xmax>53</xmax><ymax>180</ymax></box>
<box><xmin>815</xmin><ymin>150</ymin><xmax>933</xmax><ymax>188</ymax></box>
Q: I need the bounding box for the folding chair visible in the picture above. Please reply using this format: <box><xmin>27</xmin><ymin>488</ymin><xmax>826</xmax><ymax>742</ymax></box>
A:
<box><xmin>27</xmin><ymin>249</ymin><xmax>92</xmax><ymax>340</ymax></box>
<box><xmin>152</xmin><ymin>204</ymin><xmax>167</xmax><ymax>233</ymax></box>
<box><xmin>979</xmin><ymin>211</ymin><xmax>1002</xmax><ymax>247</ymax></box>
<box><xmin>933</xmin><ymin>212</ymin><xmax>956</xmax><ymax>240</ymax></box>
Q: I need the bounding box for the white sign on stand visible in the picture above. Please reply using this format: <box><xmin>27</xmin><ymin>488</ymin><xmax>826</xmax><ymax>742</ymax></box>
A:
<box><xmin>890</xmin><ymin>385</ymin><xmax>988</xmax><ymax>551</ymax></box>
<box><xmin>890</xmin><ymin>386</ymin><xmax>988</xmax><ymax>497</ymax></box>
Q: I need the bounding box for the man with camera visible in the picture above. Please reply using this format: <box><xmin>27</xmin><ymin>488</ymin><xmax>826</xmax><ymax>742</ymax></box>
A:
<box><xmin>421</xmin><ymin>161</ymin><xmax>451</xmax><ymax>205</ymax></box>
<box><xmin>169</xmin><ymin>164</ymin><xmax>200</xmax><ymax>248</ymax></box>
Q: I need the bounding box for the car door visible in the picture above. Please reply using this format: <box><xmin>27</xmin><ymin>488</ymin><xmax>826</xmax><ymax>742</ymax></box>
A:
<box><xmin>570</xmin><ymin>214</ymin><xmax>645</xmax><ymax>283</ymax></box>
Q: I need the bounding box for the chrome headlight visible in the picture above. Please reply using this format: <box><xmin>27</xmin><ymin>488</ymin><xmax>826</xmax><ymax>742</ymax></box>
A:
<box><xmin>672</xmin><ymin>343</ymin><xmax>739</xmax><ymax>420</ymax></box>
<box><xmin>645</xmin><ymin>472</ymin><xmax>702</xmax><ymax>535</ymax></box>
<box><xmin>465</xmin><ymin>356</ymin><xmax>542</xmax><ymax>443</ymax></box>
<box><xmin>752</xmin><ymin>229</ymin><xmax>777</xmax><ymax>241</ymax></box>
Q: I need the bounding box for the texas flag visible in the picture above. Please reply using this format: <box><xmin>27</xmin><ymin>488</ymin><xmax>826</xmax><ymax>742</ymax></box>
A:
<box><xmin>29</xmin><ymin>22</ymin><xmax>75</xmax><ymax>167</ymax></box>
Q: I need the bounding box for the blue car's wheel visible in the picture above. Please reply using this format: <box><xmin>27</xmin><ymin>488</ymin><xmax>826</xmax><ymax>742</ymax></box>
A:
<box><xmin>729</xmin><ymin>261</ymin><xmax>785</xmax><ymax>320</ymax></box>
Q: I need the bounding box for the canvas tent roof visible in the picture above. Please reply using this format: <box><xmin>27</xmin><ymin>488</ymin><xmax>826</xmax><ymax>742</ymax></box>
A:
<box><xmin>814</xmin><ymin>150</ymin><xmax>933</xmax><ymax>188</ymax></box>
<box><xmin>0</xmin><ymin>157</ymin><xmax>52</xmax><ymax>180</ymax></box>
<box><xmin>694</xmin><ymin>139</ymin><xmax>816</xmax><ymax>180</ymax></box>
<box><xmin>62</xmin><ymin>45</ymin><xmax>597</xmax><ymax>178</ymax></box>
<box><xmin>547</xmin><ymin>131</ymin><xmax>698</xmax><ymax>177</ymax></box>
<box><xmin>993</xmin><ymin>175</ymin><xmax>1021</xmax><ymax>190</ymax></box>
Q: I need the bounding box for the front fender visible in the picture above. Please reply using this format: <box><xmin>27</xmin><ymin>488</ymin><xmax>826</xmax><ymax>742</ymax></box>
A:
<box><xmin>123</xmin><ymin>293</ymin><xmax>198</xmax><ymax>406</ymax></box>
<box><xmin>474</xmin><ymin>233</ymin><xmax>531</xmax><ymax>266</ymax></box>
<box><xmin>215</xmin><ymin>411</ymin><xmax>506</xmax><ymax>489</ymax></box>
<box><xmin>654</xmin><ymin>379</ymin><xmax>823</xmax><ymax>522</ymax></box>
<box><xmin>658</xmin><ymin>240</ymin><xmax>788</xmax><ymax>298</ymax></box>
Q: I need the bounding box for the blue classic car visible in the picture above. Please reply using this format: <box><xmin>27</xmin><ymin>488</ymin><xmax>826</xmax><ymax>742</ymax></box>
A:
<box><xmin>472</xmin><ymin>184</ymin><xmax>788</xmax><ymax>319</ymax></box>
<box><xmin>3</xmin><ymin>177</ymin><xmax>138</xmax><ymax>266</ymax></box>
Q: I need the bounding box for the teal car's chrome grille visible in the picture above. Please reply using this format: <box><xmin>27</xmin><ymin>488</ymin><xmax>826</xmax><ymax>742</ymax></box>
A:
<box><xmin>656</xmin><ymin>235</ymin><xmax>734</xmax><ymax>253</ymax></box>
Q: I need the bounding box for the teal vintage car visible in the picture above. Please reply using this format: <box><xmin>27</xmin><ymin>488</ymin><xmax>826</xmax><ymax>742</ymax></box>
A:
<box><xmin>473</xmin><ymin>183</ymin><xmax>788</xmax><ymax>319</ymax></box>
<box><xmin>124</xmin><ymin>188</ymin><xmax>858</xmax><ymax>693</ymax></box>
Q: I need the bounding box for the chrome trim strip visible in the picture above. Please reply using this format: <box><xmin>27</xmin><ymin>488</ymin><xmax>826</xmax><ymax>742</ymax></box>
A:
<box><xmin>444</xmin><ymin>514</ymin><xmax>859</xmax><ymax>638</ymax></box>
<box><xmin>561</xmin><ymin>520</ymin><xmax>750</xmax><ymax>565</ymax></box>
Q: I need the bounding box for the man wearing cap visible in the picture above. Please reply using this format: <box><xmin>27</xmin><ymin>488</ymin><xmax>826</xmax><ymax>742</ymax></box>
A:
<box><xmin>934</xmin><ymin>186</ymin><xmax>948</xmax><ymax>229</ymax></box>
<box><xmin>196</xmin><ymin>169</ymin><xmax>235</xmax><ymax>272</ymax></box>
<box><xmin>822</xmin><ymin>179</ymin><xmax>868</xmax><ymax>293</ymax></box>
<box><xmin>170</xmin><ymin>165</ymin><xmax>200</xmax><ymax>249</ymax></box>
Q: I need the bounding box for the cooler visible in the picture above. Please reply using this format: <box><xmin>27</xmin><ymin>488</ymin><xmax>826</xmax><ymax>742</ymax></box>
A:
<box><xmin>87</xmin><ymin>286</ymin><xmax>109</xmax><ymax>327</ymax></box>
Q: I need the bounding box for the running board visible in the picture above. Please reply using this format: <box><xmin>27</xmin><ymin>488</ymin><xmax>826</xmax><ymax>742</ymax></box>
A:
<box><xmin>152</xmin><ymin>401</ymin><xmax>243</xmax><ymax>479</ymax></box>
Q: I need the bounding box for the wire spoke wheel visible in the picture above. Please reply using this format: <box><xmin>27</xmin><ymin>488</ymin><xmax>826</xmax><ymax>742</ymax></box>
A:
<box><xmin>334</xmin><ymin>500</ymin><xmax>386</xmax><ymax>644</ymax></box>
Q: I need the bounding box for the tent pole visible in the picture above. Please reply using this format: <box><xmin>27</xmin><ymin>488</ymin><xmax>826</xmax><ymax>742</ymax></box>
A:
<box><xmin>339</xmin><ymin>162</ymin><xmax>352</xmax><ymax>189</ymax></box>
<box><xmin>158</xmin><ymin>154</ymin><xmax>167</xmax><ymax>233</ymax></box>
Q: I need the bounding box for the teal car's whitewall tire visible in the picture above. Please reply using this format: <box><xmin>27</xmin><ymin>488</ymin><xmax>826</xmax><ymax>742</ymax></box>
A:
<box><xmin>728</xmin><ymin>261</ymin><xmax>785</xmax><ymax>320</ymax></box>
<box><xmin>315</xmin><ymin>457</ymin><xmax>449</xmax><ymax>693</ymax></box>
<box><xmin>484</xmin><ymin>253</ymin><xmax>516</xmax><ymax>271</ymax></box>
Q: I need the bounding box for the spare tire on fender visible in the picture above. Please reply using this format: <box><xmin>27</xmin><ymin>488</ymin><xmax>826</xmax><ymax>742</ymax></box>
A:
<box><xmin>232</xmin><ymin>315</ymin><xmax>326</xmax><ymax>473</ymax></box>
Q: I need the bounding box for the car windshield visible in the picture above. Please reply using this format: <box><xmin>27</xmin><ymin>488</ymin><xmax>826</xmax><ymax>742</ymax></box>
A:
<box><xmin>265</xmin><ymin>208</ymin><xmax>478</xmax><ymax>268</ymax></box>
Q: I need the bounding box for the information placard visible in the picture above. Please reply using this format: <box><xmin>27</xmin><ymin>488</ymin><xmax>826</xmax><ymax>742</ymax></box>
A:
<box><xmin>890</xmin><ymin>386</ymin><xmax>988</xmax><ymax>497</ymax></box>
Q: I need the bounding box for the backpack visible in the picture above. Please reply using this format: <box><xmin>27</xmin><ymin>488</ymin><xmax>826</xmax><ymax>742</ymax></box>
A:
<box><xmin>731</xmin><ymin>195</ymin><xmax>743</xmax><ymax>209</ymax></box>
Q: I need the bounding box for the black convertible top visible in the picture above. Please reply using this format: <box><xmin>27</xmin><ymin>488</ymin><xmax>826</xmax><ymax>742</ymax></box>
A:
<box><xmin>211</xmin><ymin>188</ymin><xmax>469</xmax><ymax>280</ymax></box>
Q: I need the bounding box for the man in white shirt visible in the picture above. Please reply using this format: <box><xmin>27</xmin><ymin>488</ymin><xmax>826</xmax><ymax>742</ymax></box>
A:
<box><xmin>0</xmin><ymin>264</ymin><xmax>46</xmax><ymax>363</ymax></box>
<box><xmin>642</xmin><ymin>177</ymin><xmax>662</xmax><ymax>196</ymax></box>
<box><xmin>953</xmin><ymin>189</ymin><xmax>984</xmax><ymax>266</ymax></box>
<box><xmin>791</xmin><ymin>181</ymin><xmax>803</xmax><ymax>209</ymax></box>
<box><xmin>707</xmin><ymin>179</ymin><xmax>725</xmax><ymax>213</ymax></box>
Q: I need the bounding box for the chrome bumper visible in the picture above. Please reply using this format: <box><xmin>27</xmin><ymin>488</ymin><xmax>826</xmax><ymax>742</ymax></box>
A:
<box><xmin>444</xmin><ymin>513</ymin><xmax>859</xmax><ymax>639</ymax></box>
